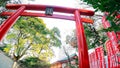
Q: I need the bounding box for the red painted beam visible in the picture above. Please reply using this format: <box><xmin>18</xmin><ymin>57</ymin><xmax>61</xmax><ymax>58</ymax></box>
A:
<box><xmin>6</xmin><ymin>4</ymin><xmax>94</xmax><ymax>16</ymax></box>
<box><xmin>0</xmin><ymin>6</ymin><xmax>25</xmax><ymax>41</ymax></box>
<box><xmin>74</xmin><ymin>10</ymin><xmax>90</xmax><ymax>68</ymax></box>
<box><xmin>1</xmin><ymin>12</ymin><xmax>93</xmax><ymax>24</ymax></box>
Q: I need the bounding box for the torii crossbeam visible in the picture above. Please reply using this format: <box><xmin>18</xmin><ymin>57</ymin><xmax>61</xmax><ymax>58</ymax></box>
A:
<box><xmin>0</xmin><ymin>4</ymin><xmax>94</xmax><ymax>68</ymax></box>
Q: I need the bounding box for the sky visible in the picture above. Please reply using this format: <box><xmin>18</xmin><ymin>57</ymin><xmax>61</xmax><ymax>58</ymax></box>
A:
<box><xmin>20</xmin><ymin>0</ymin><xmax>95</xmax><ymax>63</ymax></box>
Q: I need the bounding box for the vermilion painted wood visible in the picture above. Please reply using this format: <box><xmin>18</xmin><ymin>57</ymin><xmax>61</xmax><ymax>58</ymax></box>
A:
<box><xmin>95</xmin><ymin>46</ymin><xmax>105</xmax><ymax>68</ymax></box>
<box><xmin>6</xmin><ymin>4</ymin><xmax>94</xmax><ymax>16</ymax></box>
<box><xmin>89</xmin><ymin>53</ymin><xmax>92</xmax><ymax>68</ymax></box>
<box><xmin>102</xmin><ymin>14</ymin><xmax>120</xmax><ymax>68</ymax></box>
<box><xmin>1</xmin><ymin>12</ymin><xmax>93</xmax><ymax>24</ymax></box>
<box><xmin>117</xmin><ymin>32</ymin><xmax>120</xmax><ymax>40</ymax></box>
<box><xmin>116</xmin><ymin>14</ymin><xmax>120</xmax><ymax>18</ymax></box>
<box><xmin>74</xmin><ymin>10</ymin><xmax>90</xmax><ymax>68</ymax></box>
<box><xmin>0</xmin><ymin>6</ymin><xmax>25</xmax><ymax>41</ymax></box>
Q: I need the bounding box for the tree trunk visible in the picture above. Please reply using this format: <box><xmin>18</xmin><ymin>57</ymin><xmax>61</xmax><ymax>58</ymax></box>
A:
<box><xmin>12</xmin><ymin>61</ymin><xmax>19</xmax><ymax>68</ymax></box>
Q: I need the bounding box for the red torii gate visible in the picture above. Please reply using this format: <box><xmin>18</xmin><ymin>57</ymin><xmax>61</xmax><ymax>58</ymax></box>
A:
<box><xmin>0</xmin><ymin>4</ymin><xmax>94</xmax><ymax>68</ymax></box>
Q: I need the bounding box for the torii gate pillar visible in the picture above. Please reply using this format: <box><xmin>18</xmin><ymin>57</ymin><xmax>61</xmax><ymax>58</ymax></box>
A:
<box><xmin>75</xmin><ymin>10</ymin><xmax>90</xmax><ymax>68</ymax></box>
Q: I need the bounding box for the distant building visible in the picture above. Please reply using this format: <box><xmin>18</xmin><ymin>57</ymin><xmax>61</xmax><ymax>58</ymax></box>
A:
<box><xmin>50</xmin><ymin>54</ymin><xmax>78</xmax><ymax>68</ymax></box>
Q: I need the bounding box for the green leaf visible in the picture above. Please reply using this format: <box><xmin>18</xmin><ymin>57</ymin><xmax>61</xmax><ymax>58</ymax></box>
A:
<box><xmin>6</xmin><ymin>33</ymin><xmax>17</xmax><ymax>39</ymax></box>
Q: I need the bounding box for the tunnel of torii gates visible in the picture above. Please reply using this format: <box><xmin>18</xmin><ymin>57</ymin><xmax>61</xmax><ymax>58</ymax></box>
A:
<box><xmin>0</xmin><ymin>4</ymin><xmax>94</xmax><ymax>68</ymax></box>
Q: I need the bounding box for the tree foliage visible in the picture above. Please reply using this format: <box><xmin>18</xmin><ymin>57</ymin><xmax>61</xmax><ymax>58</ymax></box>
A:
<box><xmin>0</xmin><ymin>0</ymin><xmax>9</xmax><ymax>7</ymax></box>
<box><xmin>66</xmin><ymin>24</ymin><xmax>107</xmax><ymax>49</ymax></box>
<box><xmin>82</xmin><ymin>0</ymin><xmax>120</xmax><ymax>32</ymax></box>
<box><xmin>2</xmin><ymin>16</ymin><xmax>61</xmax><ymax>68</ymax></box>
<box><xmin>83</xmin><ymin>0</ymin><xmax>120</xmax><ymax>12</ymax></box>
<box><xmin>19</xmin><ymin>57</ymin><xmax>50</xmax><ymax>68</ymax></box>
<box><xmin>84</xmin><ymin>24</ymin><xmax>107</xmax><ymax>49</ymax></box>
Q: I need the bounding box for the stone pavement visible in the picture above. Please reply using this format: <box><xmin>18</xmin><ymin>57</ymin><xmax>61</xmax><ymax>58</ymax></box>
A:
<box><xmin>0</xmin><ymin>51</ymin><xmax>13</xmax><ymax>68</ymax></box>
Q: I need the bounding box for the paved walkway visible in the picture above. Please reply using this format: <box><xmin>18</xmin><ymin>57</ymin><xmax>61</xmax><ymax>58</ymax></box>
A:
<box><xmin>0</xmin><ymin>51</ymin><xmax>13</xmax><ymax>68</ymax></box>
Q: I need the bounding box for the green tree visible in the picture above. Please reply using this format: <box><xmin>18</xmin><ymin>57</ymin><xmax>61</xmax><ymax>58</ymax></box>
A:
<box><xmin>0</xmin><ymin>0</ymin><xmax>9</xmax><ymax>7</ymax></box>
<box><xmin>2</xmin><ymin>17</ymin><xmax>61</xmax><ymax>68</ymax></box>
<box><xmin>66</xmin><ymin>24</ymin><xmax>107</xmax><ymax>49</ymax></box>
<box><xmin>82</xmin><ymin>0</ymin><xmax>120</xmax><ymax>32</ymax></box>
<box><xmin>19</xmin><ymin>57</ymin><xmax>50</xmax><ymax>68</ymax></box>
